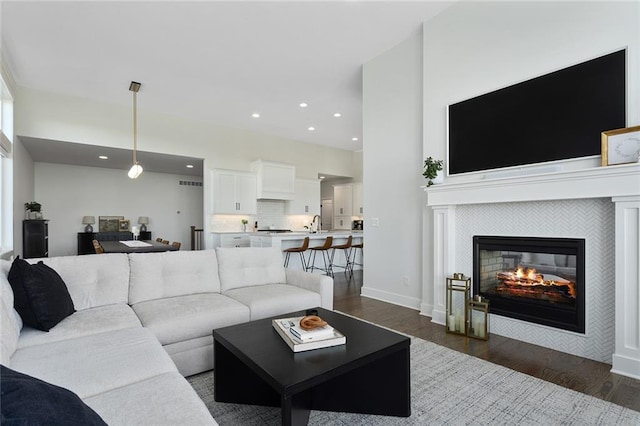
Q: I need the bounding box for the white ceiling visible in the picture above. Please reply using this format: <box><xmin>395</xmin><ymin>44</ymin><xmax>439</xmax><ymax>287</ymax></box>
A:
<box><xmin>2</xmin><ymin>0</ymin><xmax>452</xmax><ymax>170</ymax></box>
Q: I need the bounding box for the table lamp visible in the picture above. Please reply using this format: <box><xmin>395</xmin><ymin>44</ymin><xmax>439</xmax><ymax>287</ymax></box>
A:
<box><xmin>82</xmin><ymin>216</ymin><xmax>95</xmax><ymax>233</ymax></box>
<box><xmin>138</xmin><ymin>216</ymin><xmax>149</xmax><ymax>232</ymax></box>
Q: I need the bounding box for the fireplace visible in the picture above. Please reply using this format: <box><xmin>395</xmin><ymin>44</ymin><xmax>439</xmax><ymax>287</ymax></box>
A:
<box><xmin>473</xmin><ymin>236</ymin><xmax>585</xmax><ymax>333</ymax></box>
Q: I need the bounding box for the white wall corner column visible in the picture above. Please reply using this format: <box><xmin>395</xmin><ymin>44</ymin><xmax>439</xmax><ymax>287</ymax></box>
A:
<box><xmin>612</xmin><ymin>195</ymin><xmax>640</xmax><ymax>380</ymax></box>
<box><xmin>430</xmin><ymin>205</ymin><xmax>456</xmax><ymax>326</ymax></box>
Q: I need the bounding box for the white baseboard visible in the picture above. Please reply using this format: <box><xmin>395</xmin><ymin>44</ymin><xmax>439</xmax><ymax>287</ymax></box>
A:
<box><xmin>360</xmin><ymin>286</ymin><xmax>421</xmax><ymax>311</ymax></box>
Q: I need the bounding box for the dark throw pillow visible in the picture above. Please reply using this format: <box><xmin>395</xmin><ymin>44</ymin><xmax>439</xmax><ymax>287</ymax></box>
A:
<box><xmin>7</xmin><ymin>258</ymin><xmax>75</xmax><ymax>331</ymax></box>
<box><xmin>0</xmin><ymin>365</ymin><xmax>107</xmax><ymax>425</ymax></box>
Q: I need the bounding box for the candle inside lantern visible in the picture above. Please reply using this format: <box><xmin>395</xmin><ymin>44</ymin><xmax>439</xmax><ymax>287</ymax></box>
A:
<box><xmin>473</xmin><ymin>317</ymin><xmax>485</xmax><ymax>338</ymax></box>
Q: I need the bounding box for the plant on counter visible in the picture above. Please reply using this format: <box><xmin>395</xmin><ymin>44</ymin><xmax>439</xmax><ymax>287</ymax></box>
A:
<box><xmin>241</xmin><ymin>219</ymin><xmax>248</xmax><ymax>232</ymax></box>
<box><xmin>423</xmin><ymin>157</ymin><xmax>444</xmax><ymax>187</ymax></box>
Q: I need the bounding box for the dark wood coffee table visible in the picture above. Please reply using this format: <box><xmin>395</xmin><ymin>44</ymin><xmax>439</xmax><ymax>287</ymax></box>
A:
<box><xmin>213</xmin><ymin>308</ymin><xmax>411</xmax><ymax>426</ymax></box>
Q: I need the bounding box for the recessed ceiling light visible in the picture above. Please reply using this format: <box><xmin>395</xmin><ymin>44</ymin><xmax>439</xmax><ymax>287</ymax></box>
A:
<box><xmin>299</xmin><ymin>103</ymin><xmax>308</xmax><ymax>108</ymax></box>
<box><xmin>308</xmin><ymin>126</ymin><xmax>315</xmax><ymax>131</ymax></box>
<box><xmin>186</xmin><ymin>164</ymin><xmax>194</xmax><ymax>169</ymax></box>
<box><xmin>352</xmin><ymin>137</ymin><xmax>359</xmax><ymax>141</ymax></box>
<box><xmin>98</xmin><ymin>155</ymin><xmax>108</xmax><ymax>160</ymax></box>
<box><xmin>252</xmin><ymin>113</ymin><xmax>260</xmax><ymax>118</ymax></box>
<box><xmin>319</xmin><ymin>175</ymin><xmax>325</xmax><ymax>179</ymax></box>
<box><xmin>333</xmin><ymin>113</ymin><xmax>342</xmax><ymax>118</ymax></box>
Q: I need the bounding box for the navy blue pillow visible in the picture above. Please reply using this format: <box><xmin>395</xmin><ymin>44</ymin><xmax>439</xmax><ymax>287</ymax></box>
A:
<box><xmin>7</xmin><ymin>258</ymin><xmax>75</xmax><ymax>331</ymax></box>
<box><xmin>0</xmin><ymin>365</ymin><xmax>106</xmax><ymax>425</ymax></box>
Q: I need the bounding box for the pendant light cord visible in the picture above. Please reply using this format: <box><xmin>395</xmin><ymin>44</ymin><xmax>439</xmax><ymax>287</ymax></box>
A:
<box><xmin>132</xmin><ymin>89</ymin><xmax>138</xmax><ymax>165</ymax></box>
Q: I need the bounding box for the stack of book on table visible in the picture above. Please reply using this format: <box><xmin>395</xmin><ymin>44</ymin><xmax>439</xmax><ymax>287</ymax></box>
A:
<box><xmin>272</xmin><ymin>316</ymin><xmax>346</xmax><ymax>352</ymax></box>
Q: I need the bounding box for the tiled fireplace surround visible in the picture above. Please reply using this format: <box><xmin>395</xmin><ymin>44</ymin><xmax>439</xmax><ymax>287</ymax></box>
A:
<box><xmin>424</xmin><ymin>163</ymin><xmax>640</xmax><ymax>380</ymax></box>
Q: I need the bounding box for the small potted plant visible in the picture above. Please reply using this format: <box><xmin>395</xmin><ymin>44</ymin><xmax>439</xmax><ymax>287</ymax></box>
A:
<box><xmin>241</xmin><ymin>219</ymin><xmax>248</xmax><ymax>232</ymax></box>
<box><xmin>423</xmin><ymin>157</ymin><xmax>444</xmax><ymax>187</ymax></box>
<box><xmin>24</xmin><ymin>201</ymin><xmax>43</xmax><ymax>219</ymax></box>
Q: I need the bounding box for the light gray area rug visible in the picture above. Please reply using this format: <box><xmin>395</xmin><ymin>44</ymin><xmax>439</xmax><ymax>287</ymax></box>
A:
<box><xmin>188</xmin><ymin>337</ymin><xmax>640</xmax><ymax>425</ymax></box>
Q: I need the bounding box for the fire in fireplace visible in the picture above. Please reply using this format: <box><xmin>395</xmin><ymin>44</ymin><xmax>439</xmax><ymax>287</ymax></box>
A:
<box><xmin>473</xmin><ymin>236</ymin><xmax>585</xmax><ymax>333</ymax></box>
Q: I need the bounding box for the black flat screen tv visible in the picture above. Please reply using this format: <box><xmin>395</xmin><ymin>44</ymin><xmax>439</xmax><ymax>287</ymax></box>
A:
<box><xmin>448</xmin><ymin>49</ymin><xmax>626</xmax><ymax>175</ymax></box>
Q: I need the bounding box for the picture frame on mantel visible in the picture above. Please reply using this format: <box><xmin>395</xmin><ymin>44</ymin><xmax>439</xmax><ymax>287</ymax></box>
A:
<box><xmin>601</xmin><ymin>125</ymin><xmax>640</xmax><ymax>166</ymax></box>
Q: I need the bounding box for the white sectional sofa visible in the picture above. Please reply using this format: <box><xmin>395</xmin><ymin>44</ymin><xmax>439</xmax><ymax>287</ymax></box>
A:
<box><xmin>0</xmin><ymin>247</ymin><xmax>333</xmax><ymax>425</ymax></box>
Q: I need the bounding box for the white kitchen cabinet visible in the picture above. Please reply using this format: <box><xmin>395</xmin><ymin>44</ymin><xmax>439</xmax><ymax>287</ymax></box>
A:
<box><xmin>220</xmin><ymin>234</ymin><xmax>250</xmax><ymax>248</ymax></box>
<box><xmin>334</xmin><ymin>216</ymin><xmax>351</xmax><ymax>230</ymax></box>
<box><xmin>352</xmin><ymin>182</ymin><xmax>363</xmax><ymax>216</ymax></box>
<box><xmin>250</xmin><ymin>236</ymin><xmax>273</xmax><ymax>248</ymax></box>
<box><xmin>333</xmin><ymin>184</ymin><xmax>353</xmax><ymax>216</ymax></box>
<box><xmin>211</xmin><ymin>169</ymin><xmax>257</xmax><ymax>214</ymax></box>
<box><xmin>287</xmin><ymin>179</ymin><xmax>320</xmax><ymax>215</ymax></box>
<box><xmin>251</xmin><ymin>160</ymin><xmax>296</xmax><ymax>200</ymax></box>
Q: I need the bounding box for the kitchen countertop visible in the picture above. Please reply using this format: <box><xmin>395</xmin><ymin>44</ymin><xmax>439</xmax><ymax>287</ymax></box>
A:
<box><xmin>212</xmin><ymin>230</ymin><xmax>362</xmax><ymax>237</ymax></box>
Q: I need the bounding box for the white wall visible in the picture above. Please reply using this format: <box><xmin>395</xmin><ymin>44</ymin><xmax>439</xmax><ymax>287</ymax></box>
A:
<box><xmin>34</xmin><ymin>162</ymin><xmax>202</xmax><ymax>257</ymax></box>
<box><xmin>362</xmin><ymin>29</ymin><xmax>424</xmax><ymax>309</ymax></box>
<box><xmin>15</xmin><ymin>87</ymin><xmax>361</xmax><ymax>248</ymax></box>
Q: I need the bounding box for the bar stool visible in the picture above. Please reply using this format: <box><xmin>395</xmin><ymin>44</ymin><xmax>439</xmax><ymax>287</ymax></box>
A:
<box><xmin>349</xmin><ymin>241</ymin><xmax>363</xmax><ymax>275</ymax></box>
<box><xmin>283</xmin><ymin>237</ymin><xmax>309</xmax><ymax>270</ymax></box>
<box><xmin>307</xmin><ymin>236</ymin><xmax>334</xmax><ymax>276</ymax></box>
<box><xmin>330</xmin><ymin>235</ymin><xmax>353</xmax><ymax>277</ymax></box>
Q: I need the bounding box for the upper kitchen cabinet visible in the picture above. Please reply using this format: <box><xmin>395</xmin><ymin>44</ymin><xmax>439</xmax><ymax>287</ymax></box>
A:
<box><xmin>287</xmin><ymin>179</ymin><xmax>321</xmax><ymax>215</ymax></box>
<box><xmin>352</xmin><ymin>182</ymin><xmax>363</xmax><ymax>216</ymax></box>
<box><xmin>211</xmin><ymin>169</ymin><xmax>257</xmax><ymax>214</ymax></box>
<box><xmin>251</xmin><ymin>160</ymin><xmax>296</xmax><ymax>200</ymax></box>
<box><xmin>333</xmin><ymin>184</ymin><xmax>353</xmax><ymax>216</ymax></box>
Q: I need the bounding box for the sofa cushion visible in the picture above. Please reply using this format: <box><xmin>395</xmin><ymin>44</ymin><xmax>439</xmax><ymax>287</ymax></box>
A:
<box><xmin>0</xmin><ymin>261</ymin><xmax>23</xmax><ymax>334</ymax></box>
<box><xmin>0</xmin><ymin>267</ymin><xmax>22</xmax><ymax>364</ymax></box>
<box><xmin>8</xmin><ymin>258</ymin><xmax>75</xmax><ymax>331</ymax></box>
<box><xmin>0</xmin><ymin>365</ymin><xmax>107</xmax><ymax>426</ymax></box>
<box><xmin>1</xmin><ymin>298</ymin><xmax>19</xmax><ymax>365</ymax></box>
<box><xmin>17</xmin><ymin>303</ymin><xmax>141</xmax><ymax>349</ymax></box>
<box><xmin>129</xmin><ymin>250</ymin><xmax>221</xmax><ymax>305</ymax></box>
<box><xmin>132</xmin><ymin>293</ymin><xmax>250</xmax><ymax>345</ymax></box>
<box><xmin>10</xmin><ymin>327</ymin><xmax>176</xmax><ymax>399</ymax></box>
<box><xmin>224</xmin><ymin>283</ymin><xmax>321</xmax><ymax>320</ymax></box>
<box><xmin>216</xmin><ymin>247</ymin><xmax>287</xmax><ymax>292</ymax></box>
<box><xmin>84</xmin><ymin>372</ymin><xmax>216</xmax><ymax>426</ymax></box>
<box><xmin>30</xmin><ymin>254</ymin><xmax>130</xmax><ymax>310</ymax></box>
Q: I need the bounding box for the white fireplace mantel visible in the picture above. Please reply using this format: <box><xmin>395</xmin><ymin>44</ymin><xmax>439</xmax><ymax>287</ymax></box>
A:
<box><xmin>424</xmin><ymin>163</ymin><xmax>640</xmax><ymax>380</ymax></box>
<box><xmin>426</xmin><ymin>163</ymin><xmax>640</xmax><ymax>207</ymax></box>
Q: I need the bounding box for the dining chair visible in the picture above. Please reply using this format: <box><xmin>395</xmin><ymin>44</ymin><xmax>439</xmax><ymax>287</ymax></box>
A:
<box><xmin>162</xmin><ymin>240</ymin><xmax>169</xmax><ymax>244</ymax></box>
<box><xmin>172</xmin><ymin>241</ymin><xmax>181</xmax><ymax>250</ymax></box>
<box><xmin>156</xmin><ymin>237</ymin><xmax>163</xmax><ymax>243</ymax></box>
<box><xmin>92</xmin><ymin>239</ymin><xmax>104</xmax><ymax>254</ymax></box>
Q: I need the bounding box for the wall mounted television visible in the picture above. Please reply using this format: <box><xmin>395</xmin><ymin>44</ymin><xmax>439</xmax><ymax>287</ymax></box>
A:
<box><xmin>448</xmin><ymin>49</ymin><xmax>626</xmax><ymax>175</ymax></box>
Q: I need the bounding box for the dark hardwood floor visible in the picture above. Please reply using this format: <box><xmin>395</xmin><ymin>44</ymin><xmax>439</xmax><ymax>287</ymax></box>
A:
<box><xmin>332</xmin><ymin>270</ymin><xmax>640</xmax><ymax>412</ymax></box>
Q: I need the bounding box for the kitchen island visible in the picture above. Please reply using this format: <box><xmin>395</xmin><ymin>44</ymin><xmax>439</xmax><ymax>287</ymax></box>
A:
<box><xmin>211</xmin><ymin>231</ymin><xmax>363</xmax><ymax>272</ymax></box>
<box><xmin>251</xmin><ymin>231</ymin><xmax>363</xmax><ymax>272</ymax></box>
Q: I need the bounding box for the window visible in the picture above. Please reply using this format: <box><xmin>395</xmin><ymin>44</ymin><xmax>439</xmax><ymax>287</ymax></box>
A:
<box><xmin>0</xmin><ymin>71</ymin><xmax>14</xmax><ymax>256</ymax></box>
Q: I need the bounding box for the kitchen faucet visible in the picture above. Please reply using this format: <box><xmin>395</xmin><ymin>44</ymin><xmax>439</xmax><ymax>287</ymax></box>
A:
<box><xmin>311</xmin><ymin>215</ymin><xmax>321</xmax><ymax>233</ymax></box>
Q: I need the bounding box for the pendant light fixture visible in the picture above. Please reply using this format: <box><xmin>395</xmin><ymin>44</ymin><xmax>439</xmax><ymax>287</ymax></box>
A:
<box><xmin>128</xmin><ymin>81</ymin><xmax>143</xmax><ymax>179</ymax></box>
